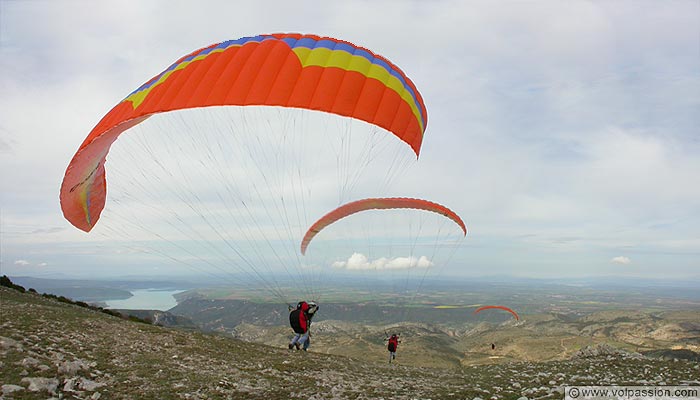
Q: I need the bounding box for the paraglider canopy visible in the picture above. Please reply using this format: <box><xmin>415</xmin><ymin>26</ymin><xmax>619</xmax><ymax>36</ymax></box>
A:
<box><xmin>474</xmin><ymin>305</ymin><xmax>520</xmax><ymax>321</ymax></box>
<box><xmin>300</xmin><ymin>197</ymin><xmax>467</xmax><ymax>255</ymax></box>
<box><xmin>60</xmin><ymin>33</ymin><xmax>428</xmax><ymax>233</ymax></box>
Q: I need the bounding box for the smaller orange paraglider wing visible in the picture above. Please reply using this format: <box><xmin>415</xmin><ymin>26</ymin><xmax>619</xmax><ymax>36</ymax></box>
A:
<box><xmin>300</xmin><ymin>197</ymin><xmax>467</xmax><ymax>255</ymax></box>
<box><xmin>474</xmin><ymin>305</ymin><xmax>520</xmax><ymax>320</ymax></box>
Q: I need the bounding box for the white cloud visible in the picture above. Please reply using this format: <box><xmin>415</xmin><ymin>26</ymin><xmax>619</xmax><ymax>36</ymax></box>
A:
<box><xmin>611</xmin><ymin>256</ymin><xmax>631</xmax><ymax>265</ymax></box>
<box><xmin>332</xmin><ymin>253</ymin><xmax>433</xmax><ymax>271</ymax></box>
<box><xmin>11</xmin><ymin>259</ymin><xmax>48</xmax><ymax>267</ymax></box>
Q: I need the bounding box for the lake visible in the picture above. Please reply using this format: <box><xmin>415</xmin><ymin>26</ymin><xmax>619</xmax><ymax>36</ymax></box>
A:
<box><xmin>105</xmin><ymin>289</ymin><xmax>185</xmax><ymax>311</ymax></box>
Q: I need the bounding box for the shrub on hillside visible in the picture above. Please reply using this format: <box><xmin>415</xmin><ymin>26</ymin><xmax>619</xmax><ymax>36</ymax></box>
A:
<box><xmin>0</xmin><ymin>275</ymin><xmax>25</xmax><ymax>292</ymax></box>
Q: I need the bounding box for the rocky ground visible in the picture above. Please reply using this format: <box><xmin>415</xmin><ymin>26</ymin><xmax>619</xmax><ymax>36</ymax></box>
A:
<box><xmin>1</xmin><ymin>286</ymin><xmax>698</xmax><ymax>399</ymax></box>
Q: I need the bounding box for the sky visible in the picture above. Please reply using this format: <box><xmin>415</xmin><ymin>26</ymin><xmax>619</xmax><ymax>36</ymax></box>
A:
<box><xmin>1</xmin><ymin>0</ymin><xmax>699</xmax><ymax>282</ymax></box>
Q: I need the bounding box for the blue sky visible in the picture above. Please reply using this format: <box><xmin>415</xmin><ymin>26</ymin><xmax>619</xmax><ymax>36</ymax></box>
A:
<box><xmin>1</xmin><ymin>0</ymin><xmax>698</xmax><ymax>281</ymax></box>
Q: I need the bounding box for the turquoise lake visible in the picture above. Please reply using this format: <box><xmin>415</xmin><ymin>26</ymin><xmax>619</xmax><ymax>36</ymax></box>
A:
<box><xmin>105</xmin><ymin>289</ymin><xmax>185</xmax><ymax>311</ymax></box>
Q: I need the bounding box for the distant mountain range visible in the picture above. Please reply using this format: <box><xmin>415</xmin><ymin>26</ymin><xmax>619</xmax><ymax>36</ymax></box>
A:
<box><xmin>169</xmin><ymin>296</ymin><xmax>700</xmax><ymax>367</ymax></box>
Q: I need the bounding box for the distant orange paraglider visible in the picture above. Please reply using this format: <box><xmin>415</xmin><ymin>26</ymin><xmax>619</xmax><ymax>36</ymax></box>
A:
<box><xmin>474</xmin><ymin>305</ymin><xmax>519</xmax><ymax>321</ymax></box>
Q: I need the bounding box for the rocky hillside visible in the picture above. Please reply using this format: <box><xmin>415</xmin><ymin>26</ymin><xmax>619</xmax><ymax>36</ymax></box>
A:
<box><xmin>1</xmin><ymin>286</ymin><xmax>699</xmax><ymax>399</ymax></box>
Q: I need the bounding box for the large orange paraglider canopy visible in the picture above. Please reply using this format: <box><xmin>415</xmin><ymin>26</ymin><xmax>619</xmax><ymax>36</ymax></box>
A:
<box><xmin>300</xmin><ymin>197</ymin><xmax>467</xmax><ymax>255</ymax></box>
<box><xmin>474</xmin><ymin>305</ymin><xmax>520</xmax><ymax>321</ymax></box>
<box><xmin>60</xmin><ymin>33</ymin><xmax>428</xmax><ymax>233</ymax></box>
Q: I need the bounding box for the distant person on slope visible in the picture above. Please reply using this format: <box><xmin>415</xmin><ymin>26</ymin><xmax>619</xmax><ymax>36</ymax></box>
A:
<box><xmin>385</xmin><ymin>333</ymin><xmax>401</xmax><ymax>363</ymax></box>
<box><xmin>288</xmin><ymin>301</ymin><xmax>318</xmax><ymax>351</ymax></box>
<box><xmin>491</xmin><ymin>343</ymin><xmax>496</xmax><ymax>350</ymax></box>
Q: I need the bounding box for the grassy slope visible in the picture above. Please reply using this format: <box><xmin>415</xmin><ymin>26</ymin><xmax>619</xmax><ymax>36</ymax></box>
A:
<box><xmin>1</xmin><ymin>286</ymin><xmax>698</xmax><ymax>399</ymax></box>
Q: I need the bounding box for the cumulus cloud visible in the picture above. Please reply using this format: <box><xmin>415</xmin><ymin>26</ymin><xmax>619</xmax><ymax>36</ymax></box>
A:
<box><xmin>332</xmin><ymin>253</ymin><xmax>433</xmax><ymax>271</ymax></box>
<box><xmin>611</xmin><ymin>256</ymin><xmax>631</xmax><ymax>265</ymax></box>
<box><xmin>13</xmin><ymin>259</ymin><xmax>48</xmax><ymax>267</ymax></box>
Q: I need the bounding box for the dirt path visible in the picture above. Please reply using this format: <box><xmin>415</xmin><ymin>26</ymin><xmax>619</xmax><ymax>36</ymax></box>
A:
<box><xmin>560</xmin><ymin>336</ymin><xmax>577</xmax><ymax>355</ymax></box>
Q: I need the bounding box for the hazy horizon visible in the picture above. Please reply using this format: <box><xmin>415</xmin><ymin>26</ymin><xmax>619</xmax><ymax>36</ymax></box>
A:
<box><xmin>8</xmin><ymin>271</ymin><xmax>700</xmax><ymax>289</ymax></box>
